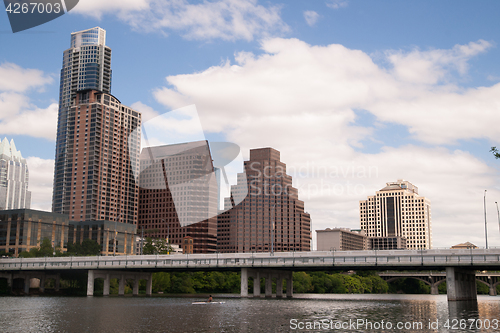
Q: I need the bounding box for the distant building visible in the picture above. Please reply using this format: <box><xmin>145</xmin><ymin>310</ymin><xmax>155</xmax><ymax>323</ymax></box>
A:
<box><xmin>0</xmin><ymin>138</ymin><xmax>31</xmax><ymax>210</ymax></box>
<box><xmin>0</xmin><ymin>209</ymin><xmax>69</xmax><ymax>256</ymax></box>
<box><xmin>68</xmin><ymin>220</ymin><xmax>136</xmax><ymax>256</ymax></box>
<box><xmin>217</xmin><ymin>148</ymin><xmax>311</xmax><ymax>253</ymax></box>
<box><xmin>369</xmin><ymin>236</ymin><xmax>407</xmax><ymax>250</ymax></box>
<box><xmin>183</xmin><ymin>236</ymin><xmax>194</xmax><ymax>254</ymax></box>
<box><xmin>316</xmin><ymin>228</ymin><xmax>367</xmax><ymax>251</ymax></box>
<box><xmin>138</xmin><ymin>141</ymin><xmax>218</xmax><ymax>253</ymax></box>
<box><xmin>360</xmin><ymin>180</ymin><xmax>431</xmax><ymax>249</ymax></box>
<box><xmin>451</xmin><ymin>242</ymin><xmax>478</xmax><ymax>249</ymax></box>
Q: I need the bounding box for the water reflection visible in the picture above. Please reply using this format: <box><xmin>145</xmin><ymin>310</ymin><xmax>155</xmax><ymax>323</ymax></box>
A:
<box><xmin>0</xmin><ymin>295</ymin><xmax>498</xmax><ymax>332</ymax></box>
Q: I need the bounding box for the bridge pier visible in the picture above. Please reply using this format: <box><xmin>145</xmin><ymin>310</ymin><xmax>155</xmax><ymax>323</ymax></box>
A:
<box><xmin>241</xmin><ymin>268</ymin><xmax>292</xmax><ymax>298</ymax></box>
<box><xmin>87</xmin><ymin>270</ymin><xmax>152</xmax><ymax>296</ymax></box>
<box><xmin>240</xmin><ymin>268</ymin><xmax>248</xmax><ymax>297</ymax></box>
<box><xmin>446</xmin><ymin>267</ymin><xmax>477</xmax><ymax>302</ymax></box>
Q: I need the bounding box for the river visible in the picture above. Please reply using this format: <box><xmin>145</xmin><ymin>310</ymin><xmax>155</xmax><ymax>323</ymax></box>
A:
<box><xmin>1</xmin><ymin>294</ymin><xmax>499</xmax><ymax>332</ymax></box>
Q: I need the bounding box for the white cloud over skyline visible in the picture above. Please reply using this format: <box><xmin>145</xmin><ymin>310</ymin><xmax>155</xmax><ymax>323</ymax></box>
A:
<box><xmin>149</xmin><ymin>38</ymin><xmax>500</xmax><ymax>247</ymax></box>
<box><xmin>73</xmin><ymin>0</ymin><xmax>289</xmax><ymax>41</ymax></box>
<box><xmin>3</xmin><ymin>37</ymin><xmax>499</xmax><ymax>248</ymax></box>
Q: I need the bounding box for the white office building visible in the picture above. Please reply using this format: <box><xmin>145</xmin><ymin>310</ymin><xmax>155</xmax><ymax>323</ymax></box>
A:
<box><xmin>359</xmin><ymin>180</ymin><xmax>432</xmax><ymax>249</ymax></box>
<box><xmin>0</xmin><ymin>138</ymin><xmax>31</xmax><ymax>210</ymax></box>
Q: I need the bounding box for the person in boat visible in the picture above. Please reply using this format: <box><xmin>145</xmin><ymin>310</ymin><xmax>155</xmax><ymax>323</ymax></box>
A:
<box><xmin>208</xmin><ymin>295</ymin><xmax>212</xmax><ymax>303</ymax></box>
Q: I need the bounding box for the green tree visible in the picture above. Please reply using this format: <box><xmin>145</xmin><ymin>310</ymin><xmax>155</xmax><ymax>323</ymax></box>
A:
<box><xmin>19</xmin><ymin>238</ymin><xmax>61</xmax><ymax>257</ymax></box>
<box><xmin>142</xmin><ymin>237</ymin><xmax>172</xmax><ymax>255</ymax></box>
<box><xmin>293</xmin><ymin>272</ymin><xmax>313</xmax><ymax>293</ymax></box>
<box><xmin>66</xmin><ymin>239</ymin><xmax>101</xmax><ymax>256</ymax></box>
<box><xmin>490</xmin><ymin>147</ymin><xmax>500</xmax><ymax>159</ymax></box>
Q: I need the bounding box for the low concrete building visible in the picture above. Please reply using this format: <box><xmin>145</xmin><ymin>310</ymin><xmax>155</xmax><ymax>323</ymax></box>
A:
<box><xmin>316</xmin><ymin>228</ymin><xmax>368</xmax><ymax>251</ymax></box>
<box><xmin>0</xmin><ymin>209</ymin><xmax>69</xmax><ymax>256</ymax></box>
<box><xmin>451</xmin><ymin>242</ymin><xmax>478</xmax><ymax>249</ymax></box>
<box><xmin>68</xmin><ymin>220</ymin><xmax>136</xmax><ymax>256</ymax></box>
<box><xmin>369</xmin><ymin>236</ymin><xmax>407</xmax><ymax>250</ymax></box>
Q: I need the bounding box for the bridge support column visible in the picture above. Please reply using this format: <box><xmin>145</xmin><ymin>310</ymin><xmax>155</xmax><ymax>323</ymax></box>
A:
<box><xmin>146</xmin><ymin>274</ymin><xmax>152</xmax><ymax>295</ymax></box>
<box><xmin>39</xmin><ymin>275</ymin><xmax>45</xmax><ymax>293</ymax></box>
<box><xmin>253</xmin><ymin>272</ymin><xmax>261</xmax><ymax>298</ymax></box>
<box><xmin>488</xmin><ymin>277</ymin><xmax>498</xmax><ymax>296</ymax></box>
<box><xmin>446</xmin><ymin>267</ymin><xmax>477</xmax><ymax>302</ymax></box>
<box><xmin>430</xmin><ymin>276</ymin><xmax>439</xmax><ymax>295</ymax></box>
<box><xmin>87</xmin><ymin>270</ymin><xmax>94</xmax><ymax>296</ymax></box>
<box><xmin>133</xmin><ymin>278</ymin><xmax>139</xmax><ymax>296</ymax></box>
<box><xmin>103</xmin><ymin>273</ymin><xmax>110</xmax><ymax>296</ymax></box>
<box><xmin>265</xmin><ymin>273</ymin><xmax>273</xmax><ymax>298</ymax></box>
<box><xmin>240</xmin><ymin>268</ymin><xmax>248</xmax><ymax>297</ymax></box>
<box><xmin>23</xmin><ymin>276</ymin><xmax>30</xmax><ymax>294</ymax></box>
<box><xmin>286</xmin><ymin>271</ymin><xmax>293</xmax><ymax>298</ymax></box>
<box><xmin>118</xmin><ymin>274</ymin><xmax>125</xmax><ymax>296</ymax></box>
<box><xmin>276</xmin><ymin>276</ymin><xmax>283</xmax><ymax>298</ymax></box>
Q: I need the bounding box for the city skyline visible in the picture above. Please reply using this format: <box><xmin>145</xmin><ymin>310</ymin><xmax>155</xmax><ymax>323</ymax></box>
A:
<box><xmin>1</xmin><ymin>1</ymin><xmax>500</xmax><ymax>248</ymax></box>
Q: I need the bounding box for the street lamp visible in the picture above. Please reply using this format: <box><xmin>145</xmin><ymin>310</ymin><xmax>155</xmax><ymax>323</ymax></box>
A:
<box><xmin>496</xmin><ymin>202</ymin><xmax>500</xmax><ymax>238</ymax></box>
<box><xmin>162</xmin><ymin>219</ymin><xmax>170</xmax><ymax>255</ymax></box>
<box><xmin>271</xmin><ymin>204</ymin><xmax>275</xmax><ymax>255</ymax></box>
<box><xmin>484</xmin><ymin>190</ymin><xmax>488</xmax><ymax>249</ymax></box>
<box><xmin>114</xmin><ymin>214</ymin><xmax>121</xmax><ymax>256</ymax></box>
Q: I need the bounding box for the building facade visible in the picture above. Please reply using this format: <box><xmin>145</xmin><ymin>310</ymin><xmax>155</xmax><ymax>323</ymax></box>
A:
<box><xmin>138</xmin><ymin>141</ymin><xmax>218</xmax><ymax>253</ymax></box>
<box><xmin>52</xmin><ymin>89</ymin><xmax>141</xmax><ymax>224</ymax></box>
<box><xmin>217</xmin><ymin>148</ymin><xmax>311</xmax><ymax>253</ymax></box>
<box><xmin>316</xmin><ymin>228</ymin><xmax>367</xmax><ymax>251</ymax></box>
<box><xmin>0</xmin><ymin>209</ymin><xmax>69</xmax><ymax>256</ymax></box>
<box><xmin>369</xmin><ymin>236</ymin><xmax>407</xmax><ymax>250</ymax></box>
<box><xmin>52</xmin><ymin>27</ymin><xmax>141</xmax><ymax>225</ymax></box>
<box><xmin>68</xmin><ymin>220</ymin><xmax>136</xmax><ymax>256</ymax></box>
<box><xmin>0</xmin><ymin>138</ymin><xmax>31</xmax><ymax>210</ymax></box>
<box><xmin>359</xmin><ymin>180</ymin><xmax>431</xmax><ymax>249</ymax></box>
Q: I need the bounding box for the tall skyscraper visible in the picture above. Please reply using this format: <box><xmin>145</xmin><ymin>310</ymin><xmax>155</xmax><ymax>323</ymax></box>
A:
<box><xmin>138</xmin><ymin>141</ymin><xmax>218</xmax><ymax>253</ymax></box>
<box><xmin>53</xmin><ymin>27</ymin><xmax>112</xmax><ymax>216</ymax></box>
<box><xmin>217</xmin><ymin>148</ymin><xmax>311</xmax><ymax>253</ymax></box>
<box><xmin>0</xmin><ymin>138</ymin><xmax>31</xmax><ymax>210</ymax></box>
<box><xmin>359</xmin><ymin>179</ymin><xmax>432</xmax><ymax>249</ymax></box>
<box><xmin>52</xmin><ymin>28</ymin><xmax>141</xmax><ymax>225</ymax></box>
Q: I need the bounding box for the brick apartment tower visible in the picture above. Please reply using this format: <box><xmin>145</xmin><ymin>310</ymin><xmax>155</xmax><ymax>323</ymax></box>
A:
<box><xmin>52</xmin><ymin>27</ymin><xmax>141</xmax><ymax>225</ymax></box>
<box><xmin>53</xmin><ymin>90</ymin><xmax>141</xmax><ymax>223</ymax></box>
<box><xmin>138</xmin><ymin>141</ymin><xmax>218</xmax><ymax>253</ymax></box>
<box><xmin>217</xmin><ymin>148</ymin><xmax>311</xmax><ymax>253</ymax></box>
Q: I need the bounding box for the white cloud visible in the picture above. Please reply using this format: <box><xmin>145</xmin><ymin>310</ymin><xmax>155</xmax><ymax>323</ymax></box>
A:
<box><xmin>150</xmin><ymin>37</ymin><xmax>500</xmax><ymax>247</ymax></box>
<box><xmin>304</xmin><ymin>10</ymin><xmax>319</xmax><ymax>27</ymax></box>
<box><xmin>0</xmin><ymin>63</ymin><xmax>57</xmax><ymax>140</ymax></box>
<box><xmin>0</xmin><ymin>62</ymin><xmax>53</xmax><ymax>92</ymax></box>
<box><xmin>26</xmin><ymin>157</ymin><xmax>54</xmax><ymax>212</ymax></box>
<box><xmin>387</xmin><ymin>40</ymin><xmax>492</xmax><ymax>84</ymax></box>
<box><xmin>73</xmin><ymin>0</ymin><xmax>289</xmax><ymax>41</ymax></box>
<box><xmin>0</xmin><ymin>102</ymin><xmax>58</xmax><ymax>141</ymax></box>
<box><xmin>326</xmin><ymin>0</ymin><xmax>348</xmax><ymax>9</ymax></box>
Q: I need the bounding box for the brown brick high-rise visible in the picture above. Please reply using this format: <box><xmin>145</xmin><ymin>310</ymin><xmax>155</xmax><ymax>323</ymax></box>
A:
<box><xmin>217</xmin><ymin>148</ymin><xmax>311</xmax><ymax>253</ymax></box>
<box><xmin>138</xmin><ymin>141</ymin><xmax>218</xmax><ymax>253</ymax></box>
<box><xmin>52</xmin><ymin>89</ymin><xmax>141</xmax><ymax>224</ymax></box>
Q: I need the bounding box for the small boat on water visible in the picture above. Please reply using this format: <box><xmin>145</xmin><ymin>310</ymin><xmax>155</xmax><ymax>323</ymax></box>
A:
<box><xmin>192</xmin><ymin>301</ymin><xmax>226</xmax><ymax>304</ymax></box>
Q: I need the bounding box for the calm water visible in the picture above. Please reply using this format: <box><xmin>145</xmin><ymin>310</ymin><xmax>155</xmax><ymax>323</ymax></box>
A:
<box><xmin>0</xmin><ymin>294</ymin><xmax>499</xmax><ymax>332</ymax></box>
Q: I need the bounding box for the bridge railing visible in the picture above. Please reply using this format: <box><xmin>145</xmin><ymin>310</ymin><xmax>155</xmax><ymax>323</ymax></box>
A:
<box><xmin>0</xmin><ymin>249</ymin><xmax>499</xmax><ymax>271</ymax></box>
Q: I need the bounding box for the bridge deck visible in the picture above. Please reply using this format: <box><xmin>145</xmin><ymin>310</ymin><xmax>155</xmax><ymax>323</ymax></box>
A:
<box><xmin>1</xmin><ymin>249</ymin><xmax>499</xmax><ymax>272</ymax></box>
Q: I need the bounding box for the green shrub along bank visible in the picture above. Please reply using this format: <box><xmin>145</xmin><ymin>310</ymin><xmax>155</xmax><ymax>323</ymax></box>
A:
<box><xmin>4</xmin><ymin>268</ymin><xmax>500</xmax><ymax>296</ymax></box>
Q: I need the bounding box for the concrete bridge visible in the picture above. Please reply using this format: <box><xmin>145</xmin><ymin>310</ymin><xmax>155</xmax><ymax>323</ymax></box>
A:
<box><xmin>1</xmin><ymin>248</ymin><xmax>499</xmax><ymax>301</ymax></box>
<box><xmin>379</xmin><ymin>271</ymin><xmax>500</xmax><ymax>296</ymax></box>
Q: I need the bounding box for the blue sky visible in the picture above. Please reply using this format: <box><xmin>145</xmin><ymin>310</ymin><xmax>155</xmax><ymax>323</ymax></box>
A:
<box><xmin>1</xmin><ymin>0</ymin><xmax>500</xmax><ymax>248</ymax></box>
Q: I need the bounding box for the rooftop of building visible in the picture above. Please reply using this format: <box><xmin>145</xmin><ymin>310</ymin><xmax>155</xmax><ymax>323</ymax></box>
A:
<box><xmin>0</xmin><ymin>137</ymin><xmax>24</xmax><ymax>162</ymax></box>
